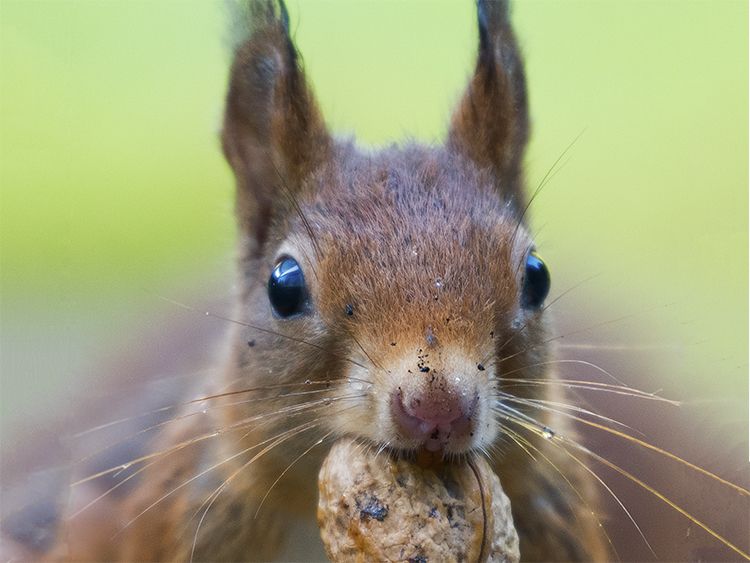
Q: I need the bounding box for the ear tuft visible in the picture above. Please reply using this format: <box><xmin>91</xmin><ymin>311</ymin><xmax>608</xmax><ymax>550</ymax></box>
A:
<box><xmin>448</xmin><ymin>0</ymin><xmax>528</xmax><ymax>210</ymax></box>
<box><xmin>477</xmin><ymin>0</ymin><xmax>509</xmax><ymax>52</ymax></box>
<box><xmin>222</xmin><ymin>0</ymin><xmax>330</xmax><ymax>251</ymax></box>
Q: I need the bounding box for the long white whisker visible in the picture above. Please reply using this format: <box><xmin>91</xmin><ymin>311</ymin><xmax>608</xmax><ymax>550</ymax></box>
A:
<box><xmin>495</xmin><ymin>392</ymin><xmax>638</xmax><ymax>433</ymax></box>
<box><xmin>74</xmin><ymin>394</ymin><xmax>364</xmax><ymax>486</ymax></box>
<box><xmin>496</xmin><ymin>377</ymin><xmax>679</xmax><ymax>405</ymax></box>
<box><xmin>494</xmin><ymin>407</ymin><xmax>655</xmax><ymax>557</ymax></box>
<box><xmin>497</xmin><ymin>358</ymin><xmax>627</xmax><ymax>386</ymax></box>
<box><xmin>253</xmin><ymin>430</ymin><xmax>336</xmax><ymax>520</ymax></box>
<box><xmin>187</xmin><ymin>420</ymin><xmax>322</xmax><ymax>562</ymax></box>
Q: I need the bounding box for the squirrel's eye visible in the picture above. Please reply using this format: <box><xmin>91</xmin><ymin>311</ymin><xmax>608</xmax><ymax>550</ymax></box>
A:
<box><xmin>521</xmin><ymin>251</ymin><xmax>550</xmax><ymax>309</ymax></box>
<box><xmin>268</xmin><ymin>257</ymin><xmax>308</xmax><ymax>318</ymax></box>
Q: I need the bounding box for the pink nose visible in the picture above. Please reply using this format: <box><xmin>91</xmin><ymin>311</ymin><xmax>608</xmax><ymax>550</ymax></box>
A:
<box><xmin>392</xmin><ymin>387</ymin><xmax>478</xmax><ymax>451</ymax></box>
<box><xmin>406</xmin><ymin>391</ymin><xmax>464</xmax><ymax>425</ymax></box>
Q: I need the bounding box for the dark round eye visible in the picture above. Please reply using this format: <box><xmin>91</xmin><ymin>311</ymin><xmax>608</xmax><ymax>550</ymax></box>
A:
<box><xmin>268</xmin><ymin>257</ymin><xmax>308</xmax><ymax>318</ymax></box>
<box><xmin>521</xmin><ymin>251</ymin><xmax>550</xmax><ymax>309</ymax></box>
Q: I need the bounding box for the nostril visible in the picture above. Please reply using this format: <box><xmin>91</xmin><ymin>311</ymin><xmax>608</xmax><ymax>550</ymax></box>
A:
<box><xmin>391</xmin><ymin>392</ymin><xmax>433</xmax><ymax>438</ymax></box>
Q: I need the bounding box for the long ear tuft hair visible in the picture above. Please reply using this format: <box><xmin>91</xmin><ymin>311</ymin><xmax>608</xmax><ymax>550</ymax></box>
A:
<box><xmin>448</xmin><ymin>0</ymin><xmax>529</xmax><ymax>210</ymax></box>
<box><xmin>222</xmin><ymin>0</ymin><xmax>330</xmax><ymax>252</ymax></box>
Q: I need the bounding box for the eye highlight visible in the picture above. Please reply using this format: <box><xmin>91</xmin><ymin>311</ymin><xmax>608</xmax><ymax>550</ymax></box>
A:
<box><xmin>521</xmin><ymin>251</ymin><xmax>550</xmax><ymax>309</ymax></box>
<box><xmin>268</xmin><ymin>257</ymin><xmax>308</xmax><ymax>318</ymax></box>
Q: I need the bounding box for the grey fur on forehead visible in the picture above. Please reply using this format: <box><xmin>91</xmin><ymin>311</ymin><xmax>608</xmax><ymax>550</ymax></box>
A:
<box><xmin>313</xmin><ymin>141</ymin><xmax>520</xmax><ymax>216</ymax></box>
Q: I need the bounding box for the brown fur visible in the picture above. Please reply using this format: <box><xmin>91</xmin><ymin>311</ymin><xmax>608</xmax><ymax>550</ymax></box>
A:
<box><xmin>4</xmin><ymin>1</ymin><xmax>609</xmax><ymax>560</ymax></box>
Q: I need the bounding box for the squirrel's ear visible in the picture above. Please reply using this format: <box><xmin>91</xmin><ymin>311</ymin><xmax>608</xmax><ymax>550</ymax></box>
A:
<box><xmin>222</xmin><ymin>0</ymin><xmax>330</xmax><ymax>249</ymax></box>
<box><xmin>448</xmin><ymin>0</ymin><xmax>528</xmax><ymax>209</ymax></box>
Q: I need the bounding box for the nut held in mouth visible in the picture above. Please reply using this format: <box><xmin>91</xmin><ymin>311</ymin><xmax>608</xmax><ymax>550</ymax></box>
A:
<box><xmin>317</xmin><ymin>439</ymin><xmax>520</xmax><ymax>562</ymax></box>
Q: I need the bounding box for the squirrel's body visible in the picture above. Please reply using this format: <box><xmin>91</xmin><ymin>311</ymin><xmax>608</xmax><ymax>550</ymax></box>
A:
<box><xmin>4</xmin><ymin>2</ymin><xmax>612</xmax><ymax>561</ymax></box>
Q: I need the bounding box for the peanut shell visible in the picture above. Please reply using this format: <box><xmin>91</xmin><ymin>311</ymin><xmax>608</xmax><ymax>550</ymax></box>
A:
<box><xmin>318</xmin><ymin>439</ymin><xmax>519</xmax><ymax>562</ymax></box>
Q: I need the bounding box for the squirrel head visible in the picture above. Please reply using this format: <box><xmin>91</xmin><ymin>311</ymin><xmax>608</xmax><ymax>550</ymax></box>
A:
<box><xmin>220</xmin><ymin>0</ymin><xmax>550</xmax><ymax>456</ymax></box>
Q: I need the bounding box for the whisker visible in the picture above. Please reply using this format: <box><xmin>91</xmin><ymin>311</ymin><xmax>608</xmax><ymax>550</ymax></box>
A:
<box><xmin>495</xmin><ymin>404</ymin><xmax>750</xmax><ymax>560</ymax></box>
<box><xmin>375</xmin><ymin>439</ymin><xmax>392</xmax><ymax>461</ymax></box>
<box><xmin>271</xmin><ymin>160</ymin><xmax>323</xmax><ymax>263</ymax></box>
<box><xmin>73</xmin><ymin>394</ymin><xmax>364</xmax><ymax>486</ymax></box>
<box><xmin>125</xmin><ymin>419</ymin><xmax>322</xmax><ymax>540</ymax></box>
<box><xmin>558</xmin><ymin>439</ymin><xmax>656</xmax><ymax>557</ymax></box>
<box><xmin>232</xmin><ymin>393</ymin><xmax>365</xmax><ymax>442</ymax></box>
<box><xmin>71</xmin><ymin>368</ymin><xmax>220</xmax><ymax>438</ymax></box>
<box><xmin>495</xmin><ymin>393</ymin><xmax>637</xmax><ymax>433</ymax></box>
<box><xmin>564</xmin><ymin>417</ymin><xmax>749</xmax><ymax>497</ymax></box>
<box><xmin>491</xmin><ymin>402</ymin><xmax>552</xmax><ymax>436</ymax></box>
<box><xmin>557</xmin><ymin>342</ymin><xmax>682</xmax><ymax>352</ymax></box>
<box><xmin>495</xmin><ymin>421</ymin><xmax>537</xmax><ymax>462</ymax></box>
<box><xmin>490</xmin><ymin>416</ymin><xmax>620</xmax><ymax>561</ymax></box>
<box><xmin>494</xmin><ymin>406</ymin><xmax>655</xmax><ymax>556</ymax></box>
<box><xmin>71</xmin><ymin>400</ymin><xmax>360</xmax><ymax>518</ymax></box>
<box><xmin>70</xmin><ymin>455</ymin><xmax>167</xmax><ymax>520</ymax></box>
<box><xmin>496</xmin><ymin>377</ymin><xmax>678</xmax><ymax>405</ymax></box>
<box><xmin>564</xmin><ymin>439</ymin><xmax>750</xmax><ymax>561</ymax></box>
<box><xmin>349</xmin><ymin>331</ymin><xmax>388</xmax><ymax>373</ymax></box>
<box><xmin>499</xmin><ymin>358</ymin><xmax>629</xmax><ymax>387</ymax></box>
<box><xmin>186</xmin><ymin>420</ymin><xmax>324</xmax><ymax>562</ymax></box>
<box><xmin>496</xmin><ymin>395</ymin><xmax>748</xmax><ymax>494</ymax></box>
<box><xmin>151</xmin><ymin>294</ymin><xmax>369</xmax><ymax>370</ymax></box>
<box><xmin>74</xmin><ymin>386</ymin><xmax>352</xmax><ymax>467</ymax></box>
<box><xmin>509</xmin><ymin>129</ymin><xmax>586</xmax><ymax>251</ymax></box>
<box><xmin>185</xmin><ymin>377</ymin><xmax>370</xmax><ymax>405</ymax></box>
<box><xmin>72</xmin><ymin>378</ymin><xmax>360</xmax><ymax>440</ymax></box>
<box><xmin>72</xmin><ymin>405</ymin><xmax>181</xmax><ymax>439</ymax></box>
<box><xmin>482</xmin><ymin>272</ymin><xmax>602</xmax><ymax>369</ymax></box>
<box><xmin>253</xmin><ymin>429</ymin><xmax>337</xmax><ymax>519</ymax></box>
<box><xmin>495</xmin><ymin>302</ymin><xmax>678</xmax><ymax>369</ymax></box>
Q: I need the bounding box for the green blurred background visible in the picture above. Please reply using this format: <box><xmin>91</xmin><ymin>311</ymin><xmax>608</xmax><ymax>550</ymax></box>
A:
<box><xmin>1</xmin><ymin>0</ymin><xmax>747</xmax><ymax>457</ymax></box>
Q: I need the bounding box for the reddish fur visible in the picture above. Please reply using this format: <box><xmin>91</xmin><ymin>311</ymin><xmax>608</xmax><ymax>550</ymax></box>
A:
<box><xmin>4</xmin><ymin>1</ymin><xmax>609</xmax><ymax>560</ymax></box>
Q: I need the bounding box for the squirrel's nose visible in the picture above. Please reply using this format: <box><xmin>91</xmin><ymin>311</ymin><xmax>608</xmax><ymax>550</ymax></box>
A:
<box><xmin>391</xmin><ymin>384</ymin><xmax>478</xmax><ymax>450</ymax></box>
<box><xmin>405</xmin><ymin>390</ymin><xmax>464</xmax><ymax>426</ymax></box>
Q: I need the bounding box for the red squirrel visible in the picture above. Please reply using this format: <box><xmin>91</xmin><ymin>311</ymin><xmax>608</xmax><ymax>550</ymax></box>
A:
<box><xmin>2</xmin><ymin>1</ymin><xmax>747</xmax><ymax>561</ymax></box>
